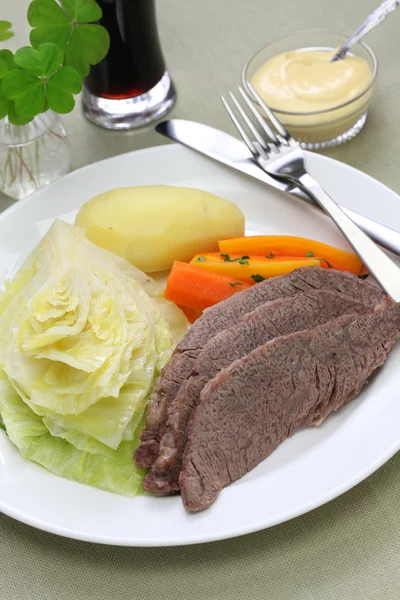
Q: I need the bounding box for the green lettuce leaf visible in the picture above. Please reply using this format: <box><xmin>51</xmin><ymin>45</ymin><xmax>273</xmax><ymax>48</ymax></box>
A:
<box><xmin>0</xmin><ymin>219</ymin><xmax>187</xmax><ymax>494</ymax></box>
<box><xmin>0</xmin><ymin>370</ymin><xmax>146</xmax><ymax>496</ymax></box>
<box><xmin>0</xmin><ymin>220</ymin><xmax>168</xmax><ymax>416</ymax></box>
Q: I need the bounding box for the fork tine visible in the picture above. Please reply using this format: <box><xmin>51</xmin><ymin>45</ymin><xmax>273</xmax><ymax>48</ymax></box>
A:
<box><xmin>228</xmin><ymin>92</ymin><xmax>269</xmax><ymax>151</ymax></box>
<box><xmin>247</xmin><ymin>82</ymin><xmax>291</xmax><ymax>141</ymax></box>
<box><xmin>237</xmin><ymin>86</ymin><xmax>278</xmax><ymax>143</ymax></box>
<box><xmin>221</xmin><ymin>95</ymin><xmax>259</xmax><ymax>158</ymax></box>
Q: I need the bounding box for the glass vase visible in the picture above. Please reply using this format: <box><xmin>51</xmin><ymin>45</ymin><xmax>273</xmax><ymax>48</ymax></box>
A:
<box><xmin>0</xmin><ymin>111</ymin><xmax>71</xmax><ymax>201</ymax></box>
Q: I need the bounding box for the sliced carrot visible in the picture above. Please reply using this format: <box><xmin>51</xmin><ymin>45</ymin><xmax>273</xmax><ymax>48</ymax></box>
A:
<box><xmin>190</xmin><ymin>253</ymin><xmax>323</xmax><ymax>284</ymax></box>
<box><xmin>164</xmin><ymin>261</ymin><xmax>250</xmax><ymax>311</ymax></box>
<box><xmin>218</xmin><ymin>236</ymin><xmax>363</xmax><ymax>275</ymax></box>
<box><xmin>177</xmin><ymin>304</ymin><xmax>203</xmax><ymax>324</ymax></box>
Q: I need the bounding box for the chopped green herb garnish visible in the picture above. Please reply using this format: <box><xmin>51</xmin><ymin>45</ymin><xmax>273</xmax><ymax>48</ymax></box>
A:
<box><xmin>220</xmin><ymin>253</ymin><xmax>250</xmax><ymax>264</ymax></box>
<box><xmin>265</xmin><ymin>252</ymin><xmax>275</xmax><ymax>259</ymax></box>
<box><xmin>314</xmin><ymin>257</ymin><xmax>333</xmax><ymax>268</ymax></box>
<box><xmin>306</xmin><ymin>251</ymin><xmax>314</xmax><ymax>257</ymax></box>
<box><xmin>251</xmin><ymin>274</ymin><xmax>266</xmax><ymax>283</ymax></box>
<box><xmin>358</xmin><ymin>273</ymin><xmax>370</xmax><ymax>280</ymax></box>
<box><xmin>196</xmin><ymin>256</ymin><xmax>207</xmax><ymax>262</ymax></box>
<box><xmin>228</xmin><ymin>281</ymin><xmax>244</xmax><ymax>288</ymax></box>
<box><xmin>321</xmin><ymin>258</ymin><xmax>333</xmax><ymax>268</ymax></box>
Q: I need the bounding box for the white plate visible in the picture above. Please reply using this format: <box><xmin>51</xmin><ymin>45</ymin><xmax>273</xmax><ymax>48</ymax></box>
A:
<box><xmin>0</xmin><ymin>144</ymin><xmax>400</xmax><ymax>546</ymax></box>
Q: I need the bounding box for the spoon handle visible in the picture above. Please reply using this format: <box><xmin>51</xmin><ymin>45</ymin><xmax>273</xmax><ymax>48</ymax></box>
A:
<box><xmin>332</xmin><ymin>0</ymin><xmax>400</xmax><ymax>61</ymax></box>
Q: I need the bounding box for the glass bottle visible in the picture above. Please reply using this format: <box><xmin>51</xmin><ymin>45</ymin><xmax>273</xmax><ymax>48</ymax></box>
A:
<box><xmin>82</xmin><ymin>0</ymin><xmax>176</xmax><ymax>130</ymax></box>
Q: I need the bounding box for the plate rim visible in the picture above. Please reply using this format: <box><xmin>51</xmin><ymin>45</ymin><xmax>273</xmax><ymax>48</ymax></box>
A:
<box><xmin>0</xmin><ymin>432</ymin><xmax>399</xmax><ymax>547</ymax></box>
<box><xmin>1</xmin><ymin>143</ymin><xmax>399</xmax><ymax>226</ymax></box>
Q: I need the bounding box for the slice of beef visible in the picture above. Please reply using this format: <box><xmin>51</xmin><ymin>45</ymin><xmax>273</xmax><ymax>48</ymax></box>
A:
<box><xmin>180</xmin><ymin>266</ymin><xmax>385</xmax><ymax>350</ymax></box>
<box><xmin>133</xmin><ymin>350</ymin><xmax>199</xmax><ymax>467</ymax></box>
<box><xmin>143</xmin><ymin>290</ymin><xmax>373</xmax><ymax>493</ymax></box>
<box><xmin>180</xmin><ymin>303</ymin><xmax>400</xmax><ymax>512</ymax></box>
<box><xmin>134</xmin><ymin>267</ymin><xmax>386</xmax><ymax>468</ymax></box>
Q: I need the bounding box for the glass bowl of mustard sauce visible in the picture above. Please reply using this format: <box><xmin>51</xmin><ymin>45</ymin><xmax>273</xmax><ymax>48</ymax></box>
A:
<box><xmin>242</xmin><ymin>30</ymin><xmax>377</xmax><ymax>149</ymax></box>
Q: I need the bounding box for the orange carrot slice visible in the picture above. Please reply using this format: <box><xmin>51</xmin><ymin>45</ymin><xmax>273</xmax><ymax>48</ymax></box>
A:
<box><xmin>190</xmin><ymin>253</ymin><xmax>323</xmax><ymax>284</ymax></box>
<box><xmin>218</xmin><ymin>236</ymin><xmax>363</xmax><ymax>275</ymax></box>
<box><xmin>164</xmin><ymin>261</ymin><xmax>250</xmax><ymax>311</ymax></box>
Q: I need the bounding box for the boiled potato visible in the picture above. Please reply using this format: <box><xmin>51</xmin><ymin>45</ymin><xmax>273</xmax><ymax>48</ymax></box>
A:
<box><xmin>75</xmin><ymin>185</ymin><xmax>245</xmax><ymax>272</ymax></box>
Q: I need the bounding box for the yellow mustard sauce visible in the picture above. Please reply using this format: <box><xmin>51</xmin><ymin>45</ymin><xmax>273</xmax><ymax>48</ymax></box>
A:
<box><xmin>251</xmin><ymin>49</ymin><xmax>372</xmax><ymax>114</ymax></box>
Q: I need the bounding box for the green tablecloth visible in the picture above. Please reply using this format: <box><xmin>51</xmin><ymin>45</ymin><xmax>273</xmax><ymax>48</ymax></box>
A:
<box><xmin>1</xmin><ymin>1</ymin><xmax>399</xmax><ymax>598</ymax></box>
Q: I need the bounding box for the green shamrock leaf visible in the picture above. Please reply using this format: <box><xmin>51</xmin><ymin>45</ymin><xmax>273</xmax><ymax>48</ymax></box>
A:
<box><xmin>0</xmin><ymin>21</ymin><xmax>14</xmax><ymax>42</ymax></box>
<box><xmin>2</xmin><ymin>70</ymin><xmax>45</xmax><ymax>118</ymax></box>
<box><xmin>0</xmin><ymin>50</ymin><xmax>17</xmax><ymax>70</ymax></box>
<box><xmin>0</xmin><ymin>2</ymin><xmax>108</xmax><ymax>123</ymax></box>
<box><xmin>29</xmin><ymin>0</ymin><xmax>110</xmax><ymax>77</ymax></box>
<box><xmin>2</xmin><ymin>70</ymin><xmax>39</xmax><ymax>101</ymax></box>
<box><xmin>0</xmin><ymin>51</ymin><xmax>16</xmax><ymax>118</ymax></box>
<box><xmin>7</xmin><ymin>101</ymin><xmax>35</xmax><ymax>126</ymax></box>
<box><xmin>17</xmin><ymin>83</ymin><xmax>46</xmax><ymax>118</ymax></box>
<box><xmin>62</xmin><ymin>0</ymin><xmax>102</xmax><ymax>21</ymax></box>
<box><xmin>14</xmin><ymin>43</ymin><xmax>63</xmax><ymax>77</ymax></box>
<box><xmin>47</xmin><ymin>66</ymin><xmax>82</xmax><ymax>113</ymax></box>
<box><xmin>0</xmin><ymin>94</ymin><xmax>10</xmax><ymax>119</ymax></box>
<box><xmin>28</xmin><ymin>0</ymin><xmax>71</xmax><ymax>49</ymax></box>
<box><xmin>0</xmin><ymin>58</ymin><xmax>9</xmax><ymax>79</ymax></box>
<box><xmin>65</xmin><ymin>24</ymin><xmax>110</xmax><ymax>78</ymax></box>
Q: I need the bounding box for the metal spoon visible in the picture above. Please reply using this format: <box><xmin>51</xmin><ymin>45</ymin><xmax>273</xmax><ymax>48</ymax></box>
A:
<box><xmin>331</xmin><ymin>0</ymin><xmax>400</xmax><ymax>61</ymax></box>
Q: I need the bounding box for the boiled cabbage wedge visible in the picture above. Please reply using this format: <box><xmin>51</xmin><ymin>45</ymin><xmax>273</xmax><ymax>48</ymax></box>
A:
<box><xmin>0</xmin><ymin>220</ymin><xmax>187</xmax><ymax>496</ymax></box>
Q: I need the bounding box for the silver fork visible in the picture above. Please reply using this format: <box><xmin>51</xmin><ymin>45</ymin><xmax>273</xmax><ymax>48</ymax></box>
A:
<box><xmin>221</xmin><ymin>83</ymin><xmax>400</xmax><ymax>302</ymax></box>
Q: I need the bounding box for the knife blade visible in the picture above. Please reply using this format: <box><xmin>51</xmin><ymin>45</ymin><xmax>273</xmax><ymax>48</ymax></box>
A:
<box><xmin>156</xmin><ymin>119</ymin><xmax>400</xmax><ymax>257</ymax></box>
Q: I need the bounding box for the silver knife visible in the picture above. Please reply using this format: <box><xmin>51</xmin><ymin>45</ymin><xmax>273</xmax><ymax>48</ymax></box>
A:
<box><xmin>155</xmin><ymin>119</ymin><xmax>400</xmax><ymax>257</ymax></box>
